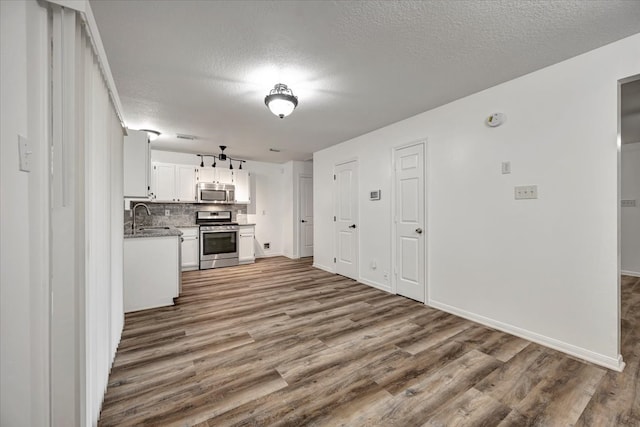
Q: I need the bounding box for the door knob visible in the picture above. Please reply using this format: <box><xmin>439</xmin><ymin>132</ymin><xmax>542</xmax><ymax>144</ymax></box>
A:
<box><xmin>301</xmin><ymin>220</ymin><xmax>307</xmax><ymax>223</ymax></box>
<box><xmin>349</xmin><ymin>224</ymin><xmax>357</xmax><ymax>229</ymax></box>
<box><xmin>416</xmin><ymin>228</ymin><xmax>423</xmax><ymax>234</ymax></box>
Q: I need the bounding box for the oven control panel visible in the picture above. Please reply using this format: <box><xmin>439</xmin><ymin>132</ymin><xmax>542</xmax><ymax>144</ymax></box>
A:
<box><xmin>200</xmin><ymin>225</ymin><xmax>239</xmax><ymax>231</ymax></box>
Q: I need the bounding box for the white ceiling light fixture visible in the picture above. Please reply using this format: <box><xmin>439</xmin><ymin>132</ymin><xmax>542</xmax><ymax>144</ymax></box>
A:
<box><xmin>140</xmin><ymin>129</ymin><xmax>160</xmax><ymax>141</ymax></box>
<box><xmin>264</xmin><ymin>83</ymin><xmax>298</xmax><ymax>119</ymax></box>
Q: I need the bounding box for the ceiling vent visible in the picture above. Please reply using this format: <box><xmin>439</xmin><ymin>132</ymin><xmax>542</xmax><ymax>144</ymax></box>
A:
<box><xmin>176</xmin><ymin>133</ymin><xmax>197</xmax><ymax>140</ymax></box>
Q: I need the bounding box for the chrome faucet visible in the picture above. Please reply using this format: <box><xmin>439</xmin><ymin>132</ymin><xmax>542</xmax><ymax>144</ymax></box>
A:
<box><xmin>132</xmin><ymin>203</ymin><xmax>151</xmax><ymax>231</ymax></box>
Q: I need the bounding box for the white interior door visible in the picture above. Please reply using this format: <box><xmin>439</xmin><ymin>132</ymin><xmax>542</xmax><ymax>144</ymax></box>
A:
<box><xmin>395</xmin><ymin>143</ymin><xmax>425</xmax><ymax>302</ymax></box>
<box><xmin>335</xmin><ymin>161</ymin><xmax>359</xmax><ymax>279</ymax></box>
<box><xmin>299</xmin><ymin>175</ymin><xmax>314</xmax><ymax>257</ymax></box>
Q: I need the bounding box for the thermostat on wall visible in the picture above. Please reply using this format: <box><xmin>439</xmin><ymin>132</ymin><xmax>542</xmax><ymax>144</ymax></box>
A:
<box><xmin>370</xmin><ymin>190</ymin><xmax>381</xmax><ymax>201</ymax></box>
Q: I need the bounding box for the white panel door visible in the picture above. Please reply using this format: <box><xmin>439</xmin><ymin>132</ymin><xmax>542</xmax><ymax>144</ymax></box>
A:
<box><xmin>175</xmin><ymin>165</ymin><xmax>197</xmax><ymax>202</ymax></box>
<box><xmin>152</xmin><ymin>163</ymin><xmax>176</xmax><ymax>202</ymax></box>
<box><xmin>395</xmin><ymin>143</ymin><xmax>425</xmax><ymax>302</ymax></box>
<box><xmin>299</xmin><ymin>175</ymin><xmax>314</xmax><ymax>257</ymax></box>
<box><xmin>335</xmin><ymin>161</ymin><xmax>358</xmax><ymax>279</ymax></box>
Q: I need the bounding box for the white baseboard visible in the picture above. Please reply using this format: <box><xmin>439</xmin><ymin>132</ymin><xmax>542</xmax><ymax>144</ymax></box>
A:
<box><xmin>312</xmin><ymin>263</ymin><xmax>335</xmax><ymax>274</ymax></box>
<box><xmin>358</xmin><ymin>278</ymin><xmax>393</xmax><ymax>294</ymax></box>
<box><xmin>256</xmin><ymin>252</ymin><xmax>284</xmax><ymax>259</ymax></box>
<box><xmin>621</xmin><ymin>270</ymin><xmax>640</xmax><ymax>278</ymax></box>
<box><xmin>428</xmin><ymin>299</ymin><xmax>625</xmax><ymax>372</ymax></box>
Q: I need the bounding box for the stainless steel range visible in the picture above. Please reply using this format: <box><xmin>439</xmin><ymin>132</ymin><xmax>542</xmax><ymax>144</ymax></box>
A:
<box><xmin>197</xmin><ymin>211</ymin><xmax>239</xmax><ymax>269</ymax></box>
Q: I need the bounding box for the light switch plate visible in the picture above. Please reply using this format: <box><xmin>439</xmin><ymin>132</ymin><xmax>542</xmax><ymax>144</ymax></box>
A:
<box><xmin>18</xmin><ymin>135</ymin><xmax>32</xmax><ymax>172</ymax></box>
<box><xmin>501</xmin><ymin>161</ymin><xmax>511</xmax><ymax>174</ymax></box>
<box><xmin>515</xmin><ymin>185</ymin><xmax>538</xmax><ymax>200</ymax></box>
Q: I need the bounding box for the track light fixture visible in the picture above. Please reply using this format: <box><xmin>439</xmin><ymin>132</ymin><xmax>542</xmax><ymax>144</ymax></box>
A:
<box><xmin>196</xmin><ymin>146</ymin><xmax>247</xmax><ymax>171</ymax></box>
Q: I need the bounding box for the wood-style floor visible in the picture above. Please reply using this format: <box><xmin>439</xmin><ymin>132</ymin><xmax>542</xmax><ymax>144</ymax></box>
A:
<box><xmin>99</xmin><ymin>258</ymin><xmax>640</xmax><ymax>426</ymax></box>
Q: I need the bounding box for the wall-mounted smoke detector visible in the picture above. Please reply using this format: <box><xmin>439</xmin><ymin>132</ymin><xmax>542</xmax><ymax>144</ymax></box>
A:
<box><xmin>176</xmin><ymin>133</ymin><xmax>197</xmax><ymax>140</ymax></box>
<box><xmin>485</xmin><ymin>113</ymin><xmax>506</xmax><ymax>127</ymax></box>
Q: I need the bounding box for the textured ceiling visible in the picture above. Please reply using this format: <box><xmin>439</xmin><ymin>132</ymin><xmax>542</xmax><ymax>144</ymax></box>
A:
<box><xmin>90</xmin><ymin>0</ymin><xmax>640</xmax><ymax>162</ymax></box>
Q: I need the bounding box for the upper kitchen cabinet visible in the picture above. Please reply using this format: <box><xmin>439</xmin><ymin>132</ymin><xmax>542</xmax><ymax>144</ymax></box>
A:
<box><xmin>123</xmin><ymin>129</ymin><xmax>150</xmax><ymax>198</ymax></box>
<box><xmin>197</xmin><ymin>167</ymin><xmax>234</xmax><ymax>185</ymax></box>
<box><xmin>233</xmin><ymin>170</ymin><xmax>250</xmax><ymax>204</ymax></box>
<box><xmin>151</xmin><ymin>162</ymin><xmax>197</xmax><ymax>202</ymax></box>
<box><xmin>216</xmin><ymin>168</ymin><xmax>233</xmax><ymax>185</ymax></box>
<box><xmin>176</xmin><ymin>165</ymin><xmax>197</xmax><ymax>202</ymax></box>
<box><xmin>197</xmin><ymin>168</ymin><xmax>216</xmax><ymax>183</ymax></box>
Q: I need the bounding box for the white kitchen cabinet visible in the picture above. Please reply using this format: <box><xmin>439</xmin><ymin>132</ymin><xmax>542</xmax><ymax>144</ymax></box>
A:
<box><xmin>123</xmin><ymin>129</ymin><xmax>150</xmax><ymax>198</ymax></box>
<box><xmin>216</xmin><ymin>168</ymin><xmax>234</xmax><ymax>185</ymax></box>
<box><xmin>197</xmin><ymin>168</ymin><xmax>216</xmax><ymax>183</ymax></box>
<box><xmin>179</xmin><ymin>227</ymin><xmax>199</xmax><ymax>271</ymax></box>
<box><xmin>233</xmin><ymin>169</ymin><xmax>250</xmax><ymax>204</ymax></box>
<box><xmin>196</xmin><ymin>167</ymin><xmax>234</xmax><ymax>185</ymax></box>
<box><xmin>152</xmin><ymin>163</ymin><xmax>176</xmax><ymax>201</ymax></box>
<box><xmin>151</xmin><ymin>162</ymin><xmax>197</xmax><ymax>202</ymax></box>
<box><xmin>124</xmin><ymin>235</ymin><xmax>180</xmax><ymax>312</ymax></box>
<box><xmin>176</xmin><ymin>165</ymin><xmax>197</xmax><ymax>202</ymax></box>
<box><xmin>238</xmin><ymin>225</ymin><xmax>255</xmax><ymax>264</ymax></box>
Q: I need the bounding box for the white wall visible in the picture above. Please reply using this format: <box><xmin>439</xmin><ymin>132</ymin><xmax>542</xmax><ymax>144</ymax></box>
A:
<box><xmin>622</xmin><ymin>142</ymin><xmax>640</xmax><ymax>276</ymax></box>
<box><xmin>151</xmin><ymin>150</ymin><xmax>287</xmax><ymax>257</ymax></box>
<box><xmin>1</xmin><ymin>1</ymin><xmax>50</xmax><ymax>425</ymax></box>
<box><xmin>314</xmin><ymin>33</ymin><xmax>640</xmax><ymax>370</ymax></box>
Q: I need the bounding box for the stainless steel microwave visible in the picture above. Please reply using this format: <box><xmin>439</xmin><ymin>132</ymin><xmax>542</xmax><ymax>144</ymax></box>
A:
<box><xmin>196</xmin><ymin>182</ymin><xmax>235</xmax><ymax>204</ymax></box>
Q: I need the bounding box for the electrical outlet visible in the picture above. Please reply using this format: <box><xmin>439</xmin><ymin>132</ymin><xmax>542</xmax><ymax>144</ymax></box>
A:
<box><xmin>264</xmin><ymin>242</ymin><xmax>270</xmax><ymax>249</ymax></box>
<box><xmin>18</xmin><ymin>135</ymin><xmax>32</xmax><ymax>172</ymax></box>
<box><xmin>164</xmin><ymin>209</ymin><xmax>170</xmax><ymax>216</ymax></box>
<box><xmin>514</xmin><ymin>185</ymin><xmax>538</xmax><ymax>200</ymax></box>
<box><xmin>622</xmin><ymin>199</ymin><xmax>637</xmax><ymax>208</ymax></box>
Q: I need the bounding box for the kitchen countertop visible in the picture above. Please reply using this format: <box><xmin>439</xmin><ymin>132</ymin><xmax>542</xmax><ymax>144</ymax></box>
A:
<box><xmin>124</xmin><ymin>227</ymin><xmax>183</xmax><ymax>239</ymax></box>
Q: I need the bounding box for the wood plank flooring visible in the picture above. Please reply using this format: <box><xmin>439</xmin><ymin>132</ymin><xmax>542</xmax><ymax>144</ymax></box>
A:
<box><xmin>99</xmin><ymin>258</ymin><xmax>640</xmax><ymax>426</ymax></box>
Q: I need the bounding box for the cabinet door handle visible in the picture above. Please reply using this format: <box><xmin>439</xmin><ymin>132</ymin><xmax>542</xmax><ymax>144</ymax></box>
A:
<box><xmin>348</xmin><ymin>224</ymin><xmax>356</xmax><ymax>229</ymax></box>
<box><xmin>301</xmin><ymin>220</ymin><xmax>307</xmax><ymax>223</ymax></box>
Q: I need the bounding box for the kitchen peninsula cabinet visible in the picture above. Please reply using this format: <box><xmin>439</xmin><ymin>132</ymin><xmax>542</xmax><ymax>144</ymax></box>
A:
<box><xmin>124</xmin><ymin>232</ymin><xmax>181</xmax><ymax>312</ymax></box>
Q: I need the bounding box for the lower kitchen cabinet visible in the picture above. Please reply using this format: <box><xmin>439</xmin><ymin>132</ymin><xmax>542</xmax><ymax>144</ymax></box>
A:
<box><xmin>238</xmin><ymin>225</ymin><xmax>255</xmax><ymax>264</ymax></box>
<box><xmin>124</xmin><ymin>235</ymin><xmax>180</xmax><ymax>312</ymax></box>
<box><xmin>179</xmin><ymin>227</ymin><xmax>199</xmax><ymax>271</ymax></box>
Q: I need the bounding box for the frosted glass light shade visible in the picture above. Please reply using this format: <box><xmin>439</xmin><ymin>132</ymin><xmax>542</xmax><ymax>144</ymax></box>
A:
<box><xmin>267</xmin><ymin>97</ymin><xmax>296</xmax><ymax>118</ymax></box>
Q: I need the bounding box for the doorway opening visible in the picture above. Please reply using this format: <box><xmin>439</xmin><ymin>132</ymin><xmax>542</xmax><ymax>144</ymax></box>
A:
<box><xmin>619</xmin><ymin>74</ymin><xmax>640</xmax><ymax>366</ymax></box>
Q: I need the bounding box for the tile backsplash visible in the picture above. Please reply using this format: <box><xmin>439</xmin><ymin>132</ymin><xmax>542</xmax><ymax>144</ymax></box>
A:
<box><xmin>124</xmin><ymin>202</ymin><xmax>247</xmax><ymax>231</ymax></box>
